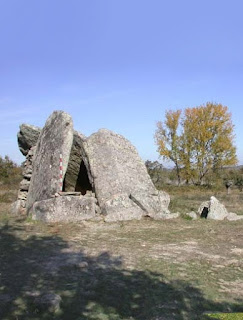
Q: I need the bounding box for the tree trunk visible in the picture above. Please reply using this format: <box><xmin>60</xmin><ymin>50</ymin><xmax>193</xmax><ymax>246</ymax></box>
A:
<box><xmin>175</xmin><ymin>164</ymin><xmax>181</xmax><ymax>186</ymax></box>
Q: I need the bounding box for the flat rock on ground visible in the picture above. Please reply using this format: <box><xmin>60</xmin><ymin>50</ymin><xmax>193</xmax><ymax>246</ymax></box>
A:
<box><xmin>32</xmin><ymin>196</ymin><xmax>97</xmax><ymax>222</ymax></box>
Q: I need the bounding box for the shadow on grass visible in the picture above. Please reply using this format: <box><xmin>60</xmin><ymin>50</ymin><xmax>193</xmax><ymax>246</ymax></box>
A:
<box><xmin>0</xmin><ymin>223</ymin><xmax>242</xmax><ymax>320</ymax></box>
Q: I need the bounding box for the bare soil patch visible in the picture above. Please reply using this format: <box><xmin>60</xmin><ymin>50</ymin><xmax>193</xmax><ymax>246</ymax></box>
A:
<box><xmin>0</xmin><ymin>191</ymin><xmax>243</xmax><ymax>319</ymax></box>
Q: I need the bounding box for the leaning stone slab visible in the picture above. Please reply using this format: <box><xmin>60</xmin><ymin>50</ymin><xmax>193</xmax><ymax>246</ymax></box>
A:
<box><xmin>26</xmin><ymin>111</ymin><xmax>73</xmax><ymax>212</ymax></box>
<box><xmin>31</xmin><ymin>196</ymin><xmax>97</xmax><ymax>222</ymax></box>
<box><xmin>64</xmin><ymin>131</ymin><xmax>87</xmax><ymax>191</ymax></box>
<box><xmin>17</xmin><ymin>124</ymin><xmax>41</xmax><ymax>156</ymax></box>
<box><xmin>82</xmin><ymin>129</ymin><xmax>170</xmax><ymax>221</ymax></box>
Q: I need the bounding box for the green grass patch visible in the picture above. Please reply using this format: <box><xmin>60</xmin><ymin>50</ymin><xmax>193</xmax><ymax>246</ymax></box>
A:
<box><xmin>203</xmin><ymin>313</ymin><xmax>243</xmax><ymax>319</ymax></box>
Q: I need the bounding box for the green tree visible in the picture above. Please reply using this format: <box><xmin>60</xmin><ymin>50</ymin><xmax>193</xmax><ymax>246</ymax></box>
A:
<box><xmin>0</xmin><ymin>155</ymin><xmax>21</xmax><ymax>185</ymax></box>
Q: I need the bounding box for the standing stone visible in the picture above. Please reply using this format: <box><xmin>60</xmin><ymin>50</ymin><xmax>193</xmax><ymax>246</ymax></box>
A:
<box><xmin>17</xmin><ymin>124</ymin><xmax>41</xmax><ymax>156</ymax></box>
<box><xmin>198</xmin><ymin>196</ymin><xmax>228</xmax><ymax>220</ymax></box>
<box><xmin>26</xmin><ymin>111</ymin><xmax>73</xmax><ymax>213</ymax></box>
<box><xmin>82</xmin><ymin>129</ymin><xmax>170</xmax><ymax>221</ymax></box>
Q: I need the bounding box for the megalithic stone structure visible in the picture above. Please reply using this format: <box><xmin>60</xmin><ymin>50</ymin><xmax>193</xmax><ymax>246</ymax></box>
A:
<box><xmin>15</xmin><ymin>110</ymin><xmax>171</xmax><ymax>222</ymax></box>
<box><xmin>81</xmin><ymin>129</ymin><xmax>170</xmax><ymax>221</ymax></box>
<box><xmin>26</xmin><ymin>111</ymin><xmax>73</xmax><ymax>212</ymax></box>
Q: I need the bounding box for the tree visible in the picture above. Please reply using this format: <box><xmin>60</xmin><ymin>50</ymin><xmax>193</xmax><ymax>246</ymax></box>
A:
<box><xmin>0</xmin><ymin>155</ymin><xmax>21</xmax><ymax>185</ymax></box>
<box><xmin>0</xmin><ymin>155</ymin><xmax>17</xmax><ymax>178</ymax></box>
<box><xmin>155</xmin><ymin>110</ymin><xmax>182</xmax><ymax>185</ymax></box>
<box><xmin>155</xmin><ymin>103</ymin><xmax>237</xmax><ymax>185</ymax></box>
<box><xmin>182</xmin><ymin>103</ymin><xmax>237</xmax><ymax>184</ymax></box>
<box><xmin>235</xmin><ymin>176</ymin><xmax>243</xmax><ymax>192</ymax></box>
<box><xmin>145</xmin><ymin>160</ymin><xmax>165</xmax><ymax>187</ymax></box>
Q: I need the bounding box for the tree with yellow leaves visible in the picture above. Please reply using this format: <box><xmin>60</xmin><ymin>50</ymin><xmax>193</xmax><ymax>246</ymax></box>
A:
<box><xmin>155</xmin><ymin>109</ymin><xmax>182</xmax><ymax>185</ymax></box>
<box><xmin>155</xmin><ymin>103</ymin><xmax>237</xmax><ymax>185</ymax></box>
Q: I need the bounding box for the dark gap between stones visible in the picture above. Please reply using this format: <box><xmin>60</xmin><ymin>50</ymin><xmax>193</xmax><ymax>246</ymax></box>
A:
<box><xmin>75</xmin><ymin>160</ymin><xmax>92</xmax><ymax>195</ymax></box>
<box><xmin>201</xmin><ymin>207</ymin><xmax>209</xmax><ymax>219</ymax></box>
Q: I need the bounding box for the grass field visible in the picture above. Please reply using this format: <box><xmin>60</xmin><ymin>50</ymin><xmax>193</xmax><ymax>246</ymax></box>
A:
<box><xmin>164</xmin><ymin>185</ymin><xmax>243</xmax><ymax>216</ymax></box>
<box><xmin>0</xmin><ymin>185</ymin><xmax>242</xmax><ymax>319</ymax></box>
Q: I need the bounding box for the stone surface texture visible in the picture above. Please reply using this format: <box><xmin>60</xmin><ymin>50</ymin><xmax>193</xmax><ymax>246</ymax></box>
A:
<box><xmin>198</xmin><ymin>197</ymin><xmax>243</xmax><ymax>221</ymax></box>
<box><xmin>17</xmin><ymin>124</ymin><xmax>41</xmax><ymax>156</ymax></box>
<box><xmin>82</xmin><ymin>129</ymin><xmax>170</xmax><ymax>220</ymax></box>
<box><xmin>103</xmin><ymin>193</ymin><xmax>145</xmax><ymax>222</ymax></box>
<box><xmin>198</xmin><ymin>201</ymin><xmax>209</xmax><ymax>216</ymax></box>
<box><xmin>15</xmin><ymin>111</ymin><xmax>172</xmax><ymax>222</ymax></box>
<box><xmin>226</xmin><ymin>212</ymin><xmax>243</xmax><ymax>221</ymax></box>
<box><xmin>12</xmin><ymin>147</ymin><xmax>36</xmax><ymax>215</ymax></box>
<box><xmin>185</xmin><ymin>211</ymin><xmax>198</xmax><ymax>220</ymax></box>
<box><xmin>206</xmin><ymin>196</ymin><xmax>228</xmax><ymax>220</ymax></box>
<box><xmin>26</xmin><ymin>111</ymin><xmax>73</xmax><ymax>212</ymax></box>
<box><xmin>32</xmin><ymin>195</ymin><xmax>97</xmax><ymax>222</ymax></box>
<box><xmin>64</xmin><ymin>131</ymin><xmax>87</xmax><ymax>191</ymax></box>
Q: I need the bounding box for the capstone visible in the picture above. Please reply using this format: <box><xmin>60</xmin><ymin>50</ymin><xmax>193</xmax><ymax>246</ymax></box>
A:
<box><xmin>17</xmin><ymin>124</ymin><xmax>41</xmax><ymax>156</ymax></box>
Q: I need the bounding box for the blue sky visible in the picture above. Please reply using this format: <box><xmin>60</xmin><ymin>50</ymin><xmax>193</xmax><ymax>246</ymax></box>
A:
<box><xmin>0</xmin><ymin>0</ymin><xmax>243</xmax><ymax>165</ymax></box>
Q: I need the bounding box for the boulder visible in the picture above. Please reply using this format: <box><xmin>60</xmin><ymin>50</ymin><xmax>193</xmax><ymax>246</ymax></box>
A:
<box><xmin>185</xmin><ymin>211</ymin><xmax>198</xmax><ymax>220</ymax></box>
<box><xmin>198</xmin><ymin>196</ymin><xmax>228</xmax><ymax>220</ymax></box>
<box><xmin>226</xmin><ymin>212</ymin><xmax>243</xmax><ymax>221</ymax></box>
<box><xmin>19</xmin><ymin>179</ymin><xmax>30</xmax><ymax>191</ymax></box>
<box><xmin>26</xmin><ymin>111</ymin><xmax>73</xmax><ymax>212</ymax></box>
<box><xmin>17</xmin><ymin>124</ymin><xmax>41</xmax><ymax>156</ymax></box>
<box><xmin>32</xmin><ymin>196</ymin><xmax>97</xmax><ymax>222</ymax></box>
<box><xmin>82</xmin><ymin>129</ymin><xmax>170</xmax><ymax>220</ymax></box>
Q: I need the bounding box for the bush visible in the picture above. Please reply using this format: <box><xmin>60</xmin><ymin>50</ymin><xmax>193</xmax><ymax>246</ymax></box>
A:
<box><xmin>235</xmin><ymin>176</ymin><xmax>243</xmax><ymax>192</ymax></box>
<box><xmin>0</xmin><ymin>155</ymin><xmax>22</xmax><ymax>187</ymax></box>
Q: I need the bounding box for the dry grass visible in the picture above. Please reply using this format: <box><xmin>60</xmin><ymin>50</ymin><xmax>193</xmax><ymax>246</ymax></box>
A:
<box><xmin>163</xmin><ymin>185</ymin><xmax>243</xmax><ymax>216</ymax></box>
<box><xmin>0</xmin><ymin>183</ymin><xmax>243</xmax><ymax>319</ymax></box>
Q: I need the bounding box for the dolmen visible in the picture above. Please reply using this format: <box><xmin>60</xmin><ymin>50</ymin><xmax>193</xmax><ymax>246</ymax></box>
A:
<box><xmin>13</xmin><ymin>111</ymin><xmax>171</xmax><ymax>222</ymax></box>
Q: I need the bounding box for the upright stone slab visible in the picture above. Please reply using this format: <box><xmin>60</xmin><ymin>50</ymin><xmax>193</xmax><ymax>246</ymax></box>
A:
<box><xmin>26</xmin><ymin>111</ymin><xmax>73</xmax><ymax>212</ymax></box>
<box><xmin>82</xmin><ymin>129</ymin><xmax>170</xmax><ymax>221</ymax></box>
